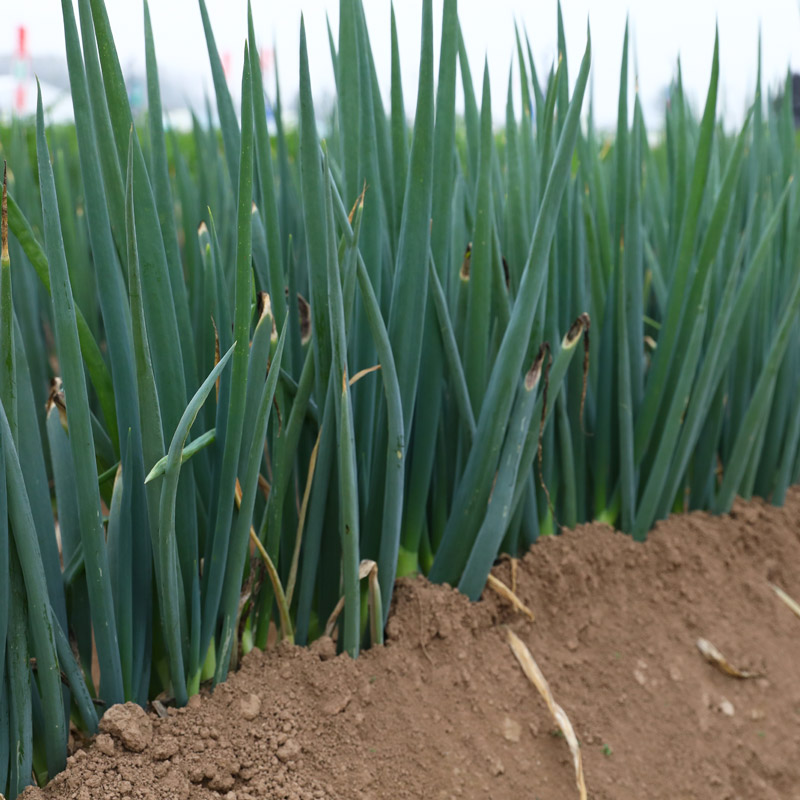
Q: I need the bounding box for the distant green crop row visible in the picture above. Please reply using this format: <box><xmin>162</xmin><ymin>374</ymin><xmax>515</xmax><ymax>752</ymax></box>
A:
<box><xmin>1</xmin><ymin>0</ymin><xmax>799</xmax><ymax>795</ymax></box>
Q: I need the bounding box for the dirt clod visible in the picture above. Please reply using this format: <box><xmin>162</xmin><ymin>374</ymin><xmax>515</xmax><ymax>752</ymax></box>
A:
<box><xmin>97</xmin><ymin>702</ymin><xmax>153</xmax><ymax>752</ymax></box>
<box><xmin>238</xmin><ymin>693</ymin><xmax>261</xmax><ymax>721</ymax></box>
<box><xmin>309</xmin><ymin>635</ymin><xmax>337</xmax><ymax>661</ymax></box>
<box><xmin>276</xmin><ymin>739</ymin><xmax>302</xmax><ymax>763</ymax></box>
<box><xmin>151</xmin><ymin>735</ymin><xmax>180</xmax><ymax>760</ymax></box>
<box><xmin>93</xmin><ymin>734</ymin><xmax>114</xmax><ymax>757</ymax></box>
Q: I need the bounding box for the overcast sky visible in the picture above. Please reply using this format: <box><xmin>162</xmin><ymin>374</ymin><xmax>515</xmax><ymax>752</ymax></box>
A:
<box><xmin>5</xmin><ymin>0</ymin><xmax>800</xmax><ymax>130</ymax></box>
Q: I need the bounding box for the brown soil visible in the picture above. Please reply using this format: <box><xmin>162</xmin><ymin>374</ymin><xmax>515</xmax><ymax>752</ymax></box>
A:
<box><xmin>21</xmin><ymin>489</ymin><xmax>800</xmax><ymax>800</ymax></box>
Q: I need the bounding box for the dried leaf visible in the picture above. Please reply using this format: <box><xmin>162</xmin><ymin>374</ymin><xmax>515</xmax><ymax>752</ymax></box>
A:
<box><xmin>286</xmin><ymin>429</ymin><xmax>322</xmax><ymax>608</ymax></box>
<box><xmin>359</xmin><ymin>559</ymin><xmax>378</xmax><ymax>581</ymax></box>
<box><xmin>508</xmin><ymin>630</ymin><xmax>586</xmax><ymax>800</ymax></box>
<box><xmin>324</xmin><ymin>597</ymin><xmax>346</xmax><ymax>639</ymax></box>
<box><xmin>487</xmin><ymin>574</ymin><xmax>535</xmax><ymax>621</ymax></box>
<box><xmin>323</xmin><ymin>561</ymin><xmax>382</xmax><ymax>644</ymax></box>
<box><xmin>349</xmin><ymin>364</ymin><xmax>381</xmax><ymax>385</ymax></box>
<box><xmin>696</xmin><ymin>638</ymin><xmax>761</xmax><ymax>679</ymax></box>
<box><xmin>769</xmin><ymin>582</ymin><xmax>800</xmax><ymax>620</ymax></box>
<box><xmin>150</xmin><ymin>699</ymin><xmax>169</xmax><ymax>719</ymax></box>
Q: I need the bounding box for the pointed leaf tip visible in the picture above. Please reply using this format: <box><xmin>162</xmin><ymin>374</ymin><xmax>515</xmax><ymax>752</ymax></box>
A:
<box><xmin>1</xmin><ymin>161</ymin><xmax>7</xmax><ymax>262</ymax></box>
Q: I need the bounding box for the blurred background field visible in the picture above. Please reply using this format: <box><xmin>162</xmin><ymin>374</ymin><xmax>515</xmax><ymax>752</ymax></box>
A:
<box><xmin>4</xmin><ymin>0</ymin><xmax>800</xmax><ymax>129</ymax></box>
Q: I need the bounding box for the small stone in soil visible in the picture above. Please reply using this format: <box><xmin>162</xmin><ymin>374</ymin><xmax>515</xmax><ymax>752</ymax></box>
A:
<box><xmin>719</xmin><ymin>699</ymin><xmax>735</xmax><ymax>717</ymax></box>
<box><xmin>502</xmin><ymin>717</ymin><xmax>522</xmax><ymax>742</ymax></box>
<box><xmin>489</xmin><ymin>757</ymin><xmax>505</xmax><ymax>777</ymax></box>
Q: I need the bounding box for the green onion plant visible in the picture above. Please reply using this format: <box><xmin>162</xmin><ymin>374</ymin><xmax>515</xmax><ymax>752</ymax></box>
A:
<box><xmin>1</xmin><ymin>1</ymin><xmax>800</xmax><ymax>794</ymax></box>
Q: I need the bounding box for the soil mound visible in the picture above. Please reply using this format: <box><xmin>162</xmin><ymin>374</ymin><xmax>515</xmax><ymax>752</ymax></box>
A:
<box><xmin>22</xmin><ymin>490</ymin><xmax>800</xmax><ymax>799</ymax></box>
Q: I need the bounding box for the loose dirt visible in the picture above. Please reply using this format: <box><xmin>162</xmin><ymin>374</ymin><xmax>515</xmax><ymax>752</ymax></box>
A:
<box><xmin>22</xmin><ymin>489</ymin><xmax>800</xmax><ymax>800</ymax></box>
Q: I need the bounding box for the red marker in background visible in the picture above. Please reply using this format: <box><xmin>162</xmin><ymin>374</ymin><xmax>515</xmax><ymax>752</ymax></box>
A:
<box><xmin>259</xmin><ymin>46</ymin><xmax>274</xmax><ymax>78</ymax></box>
<box><xmin>14</xmin><ymin>26</ymin><xmax>31</xmax><ymax>114</ymax></box>
<box><xmin>17</xmin><ymin>26</ymin><xmax>27</xmax><ymax>57</ymax></box>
